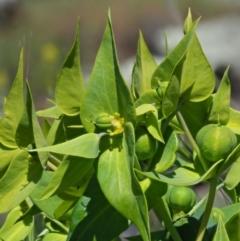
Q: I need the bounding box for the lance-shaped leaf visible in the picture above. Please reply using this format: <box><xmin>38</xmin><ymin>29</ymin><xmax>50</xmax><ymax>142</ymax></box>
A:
<box><xmin>136</xmin><ymin>159</ymin><xmax>224</xmax><ymax>186</ymax></box>
<box><xmin>55</xmin><ymin>18</ymin><xmax>85</xmax><ymax>116</ymax></box>
<box><xmin>224</xmin><ymin>156</ymin><xmax>240</xmax><ymax>189</ymax></box>
<box><xmin>162</xmin><ymin>75</ymin><xmax>179</xmax><ymax>117</ymax></box>
<box><xmin>227</xmin><ymin>108</ymin><xmax>240</xmax><ymax>135</ymax></box>
<box><xmin>40</xmin><ymin>156</ymin><xmax>94</xmax><ymax>199</ymax></box>
<box><xmin>151</xmin><ymin>19</ymin><xmax>199</xmax><ymax>89</ymax></box>
<box><xmin>96</xmin><ymin>123</ymin><xmax>150</xmax><ymax>241</ymax></box>
<box><xmin>0</xmin><ymin>150</ymin><xmax>43</xmax><ymax>213</ymax></box>
<box><xmin>151</xmin><ymin>127</ymin><xmax>178</xmax><ymax>173</ymax></box>
<box><xmin>131</xmin><ymin>31</ymin><xmax>157</xmax><ymax>99</ymax></box>
<box><xmin>0</xmin><ymin>49</ymin><xmax>24</xmax><ymax>148</ymax></box>
<box><xmin>212</xmin><ymin>216</ymin><xmax>230</xmax><ymax>241</ymax></box>
<box><xmin>208</xmin><ymin>66</ymin><xmax>231</xmax><ymax>125</ymax></box>
<box><xmin>80</xmin><ymin>12</ymin><xmax>136</xmax><ymax>133</ymax></box>
<box><xmin>0</xmin><ymin>206</ymin><xmax>33</xmax><ymax>241</ymax></box>
<box><xmin>37</xmin><ymin>105</ymin><xmax>62</xmax><ymax>119</ymax></box>
<box><xmin>31</xmin><ymin>133</ymin><xmax>100</xmax><ymax>159</ymax></box>
<box><xmin>136</xmin><ymin>104</ymin><xmax>164</xmax><ymax>142</ymax></box>
<box><xmin>67</xmin><ymin>176</ymin><xmax>129</xmax><ymax>241</ymax></box>
<box><xmin>180</xmin><ymin>33</ymin><xmax>215</xmax><ymax>102</ymax></box>
<box><xmin>16</xmin><ymin>82</ymin><xmax>49</xmax><ymax>167</ymax></box>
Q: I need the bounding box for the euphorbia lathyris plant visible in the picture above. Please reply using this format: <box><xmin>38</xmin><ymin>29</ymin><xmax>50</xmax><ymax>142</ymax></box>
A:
<box><xmin>0</xmin><ymin>9</ymin><xmax>240</xmax><ymax>241</ymax></box>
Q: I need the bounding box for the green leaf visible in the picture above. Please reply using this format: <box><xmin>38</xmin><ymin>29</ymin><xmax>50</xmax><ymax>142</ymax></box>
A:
<box><xmin>0</xmin><ymin>147</ymin><xmax>19</xmax><ymax>179</ymax></box>
<box><xmin>227</xmin><ymin>108</ymin><xmax>240</xmax><ymax>135</ymax></box>
<box><xmin>80</xmin><ymin>12</ymin><xmax>136</xmax><ymax>133</ymax></box>
<box><xmin>208</xmin><ymin>66</ymin><xmax>231</xmax><ymax>125</ymax></box>
<box><xmin>0</xmin><ymin>150</ymin><xmax>43</xmax><ymax>213</ymax></box>
<box><xmin>31</xmin><ymin>133</ymin><xmax>100</xmax><ymax>159</ymax></box>
<box><xmin>224</xmin><ymin>156</ymin><xmax>240</xmax><ymax>189</ymax></box>
<box><xmin>42</xmin><ymin>118</ymin><xmax>51</xmax><ymax>138</ymax></box>
<box><xmin>134</xmin><ymin>90</ymin><xmax>161</xmax><ymax>109</ymax></box>
<box><xmin>180</xmin><ymin>33</ymin><xmax>215</xmax><ymax>102</ymax></box>
<box><xmin>151</xmin><ymin>127</ymin><xmax>178</xmax><ymax>173</ymax></box>
<box><xmin>67</xmin><ymin>176</ymin><xmax>129</xmax><ymax>241</ymax></box>
<box><xmin>131</xmin><ymin>31</ymin><xmax>157</xmax><ymax>99</ymax></box>
<box><xmin>218</xmin><ymin>144</ymin><xmax>240</xmax><ymax>175</ymax></box>
<box><xmin>151</xmin><ymin>19</ymin><xmax>198</xmax><ymax>89</ymax></box>
<box><xmin>178</xmin><ymin>96</ymin><xmax>213</xmax><ymax>138</ymax></box>
<box><xmin>96</xmin><ymin>123</ymin><xmax>150</xmax><ymax>241</ymax></box>
<box><xmin>136</xmin><ymin>159</ymin><xmax>224</xmax><ymax>186</ymax></box>
<box><xmin>225</xmin><ymin>213</ymin><xmax>240</xmax><ymax>241</ymax></box>
<box><xmin>0</xmin><ymin>49</ymin><xmax>24</xmax><ymax>148</ymax></box>
<box><xmin>16</xmin><ymin>82</ymin><xmax>49</xmax><ymax>167</ymax></box>
<box><xmin>55</xmin><ymin>18</ymin><xmax>85</xmax><ymax>116</ymax></box>
<box><xmin>42</xmin><ymin>233</ymin><xmax>67</xmax><ymax>241</ymax></box>
<box><xmin>212</xmin><ymin>216</ymin><xmax>230</xmax><ymax>241</ymax></box>
<box><xmin>0</xmin><ymin>206</ymin><xmax>33</xmax><ymax>241</ymax></box>
<box><xmin>37</xmin><ymin>105</ymin><xmax>62</xmax><ymax>119</ymax></box>
<box><xmin>40</xmin><ymin>156</ymin><xmax>94</xmax><ymax>199</ymax></box>
<box><xmin>162</xmin><ymin>75</ymin><xmax>179</xmax><ymax>117</ymax></box>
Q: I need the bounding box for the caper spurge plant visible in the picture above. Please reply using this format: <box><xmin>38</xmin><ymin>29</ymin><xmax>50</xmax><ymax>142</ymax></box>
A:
<box><xmin>0</xmin><ymin>9</ymin><xmax>240</xmax><ymax>241</ymax></box>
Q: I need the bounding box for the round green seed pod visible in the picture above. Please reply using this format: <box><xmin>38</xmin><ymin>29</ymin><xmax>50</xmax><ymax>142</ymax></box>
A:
<box><xmin>94</xmin><ymin>113</ymin><xmax>113</xmax><ymax>129</ymax></box>
<box><xmin>196</xmin><ymin>124</ymin><xmax>237</xmax><ymax>162</ymax></box>
<box><xmin>135</xmin><ymin>127</ymin><xmax>158</xmax><ymax>161</ymax></box>
<box><xmin>166</xmin><ymin>186</ymin><xmax>196</xmax><ymax>213</ymax></box>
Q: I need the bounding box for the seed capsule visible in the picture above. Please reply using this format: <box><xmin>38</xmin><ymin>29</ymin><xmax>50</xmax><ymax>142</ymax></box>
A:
<box><xmin>94</xmin><ymin>113</ymin><xmax>113</xmax><ymax>129</ymax></box>
<box><xmin>166</xmin><ymin>186</ymin><xmax>196</xmax><ymax>213</ymax></box>
<box><xmin>196</xmin><ymin>124</ymin><xmax>237</xmax><ymax>162</ymax></box>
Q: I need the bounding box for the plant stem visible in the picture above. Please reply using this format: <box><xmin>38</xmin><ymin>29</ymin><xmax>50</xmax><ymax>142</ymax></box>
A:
<box><xmin>176</xmin><ymin>111</ymin><xmax>208</xmax><ymax>171</ymax></box>
<box><xmin>47</xmin><ymin>161</ymin><xmax>57</xmax><ymax>171</ymax></box>
<box><xmin>195</xmin><ymin>177</ymin><xmax>218</xmax><ymax>241</ymax></box>
<box><xmin>153</xmin><ymin>197</ymin><xmax>182</xmax><ymax>241</ymax></box>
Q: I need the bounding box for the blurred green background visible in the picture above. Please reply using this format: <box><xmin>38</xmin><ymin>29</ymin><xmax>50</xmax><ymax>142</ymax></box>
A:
<box><xmin>0</xmin><ymin>0</ymin><xmax>240</xmax><ymax>110</ymax></box>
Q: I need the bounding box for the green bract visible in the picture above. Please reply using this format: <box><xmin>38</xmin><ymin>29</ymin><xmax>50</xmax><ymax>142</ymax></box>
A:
<box><xmin>196</xmin><ymin>124</ymin><xmax>237</xmax><ymax>162</ymax></box>
<box><xmin>166</xmin><ymin>186</ymin><xmax>196</xmax><ymax>213</ymax></box>
<box><xmin>135</xmin><ymin>126</ymin><xmax>158</xmax><ymax>161</ymax></box>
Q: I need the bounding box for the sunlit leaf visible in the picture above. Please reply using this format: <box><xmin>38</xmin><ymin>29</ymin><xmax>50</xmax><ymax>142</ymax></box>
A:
<box><xmin>80</xmin><ymin>12</ymin><xmax>136</xmax><ymax>133</ymax></box>
<box><xmin>55</xmin><ymin>18</ymin><xmax>85</xmax><ymax>116</ymax></box>
<box><xmin>0</xmin><ymin>49</ymin><xmax>24</xmax><ymax>148</ymax></box>
<box><xmin>131</xmin><ymin>31</ymin><xmax>157</xmax><ymax>99</ymax></box>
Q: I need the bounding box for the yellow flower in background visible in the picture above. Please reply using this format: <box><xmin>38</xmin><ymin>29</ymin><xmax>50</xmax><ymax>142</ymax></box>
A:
<box><xmin>0</xmin><ymin>69</ymin><xmax>8</xmax><ymax>88</ymax></box>
<box><xmin>41</xmin><ymin>43</ymin><xmax>59</xmax><ymax>64</ymax></box>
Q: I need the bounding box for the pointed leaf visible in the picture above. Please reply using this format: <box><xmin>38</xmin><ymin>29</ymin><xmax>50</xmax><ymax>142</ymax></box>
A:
<box><xmin>55</xmin><ymin>18</ymin><xmax>85</xmax><ymax>116</ymax></box>
<box><xmin>162</xmin><ymin>75</ymin><xmax>179</xmax><ymax>117</ymax></box>
<box><xmin>212</xmin><ymin>216</ymin><xmax>230</xmax><ymax>241</ymax></box>
<box><xmin>180</xmin><ymin>33</ymin><xmax>215</xmax><ymax>102</ymax></box>
<box><xmin>151</xmin><ymin>20</ymin><xmax>199</xmax><ymax>89</ymax></box>
<box><xmin>67</xmin><ymin>176</ymin><xmax>129</xmax><ymax>241</ymax></box>
<box><xmin>42</xmin><ymin>233</ymin><xmax>67</xmax><ymax>241</ymax></box>
<box><xmin>224</xmin><ymin>156</ymin><xmax>240</xmax><ymax>189</ymax></box>
<box><xmin>0</xmin><ymin>150</ymin><xmax>43</xmax><ymax>213</ymax></box>
<box><xmin>151</xmin><ymin>127</ymin><xmax>178</xmax><ymax>173</ymax></box>
<box><xmin>136</xmin><ymin>159</ymin><xmax>224</xmax><ymax>186</ymax></box>
<box><xmin>80</xmin><ymin>13</ymin><xmax>136</xmax><ymax>133</ymax></box>
<box><xmin>131</xmin><ymin>31</ymin><xmax>157</xmax><ymax>99</ymax></box>
<box><xmin>40</xmin><ymin>155</ymin><xmax>94</xmax><ymax>199</ymax></box>
<box><xmin>227</xmin><ymin>108</ymin><xmax>240</xmax><ymax>135</ymax></box>
<box><xmin>209</xmin><ymin>66</ymin><xmax>231</xmax><ymax>125</ymax></box>
<box><xmin>37</xmin><ymin>105</ymin><xmax>62</xmax><ymax>119</ymax></box>
<box><xmin>96</xmin><ymin>123</ymin><xmax>150</xmax><ymax>241</ymax></box>
<box><xmin>16</xmin><ymin>82</ymin><xmax>49</xmax><ymax>167</ymax></box>
<box><xmin>0</xmin><ymin>206</ymin><xmax>33</xmax><ymax>241</ymax></box>
<box><xmin>0</xmin><ymin>49</ymin><xmax>24</xmax><ymax>148</ymax></box>
<box><xmin>31</xmin><ymin>133</ymin><xmax>100</xmax><ymax>159</ymax></box>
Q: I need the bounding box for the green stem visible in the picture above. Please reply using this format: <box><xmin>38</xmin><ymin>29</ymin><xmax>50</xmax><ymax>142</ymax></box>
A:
<box><xmin>176</xmin><ymin>111</ymin><xmax>208</xmax><ymax>171</ymax></box>
<box><xmin>195</xmin><ymin>177</ymin><xmax>218</xmax><ymax>241</ymax></box>
<box><xmin>153</xmin><ymin>197</ymin><xmax>182</xmax><ymax>241</ymax></box>
<box><xmin>47</xmin><ymin>161</ymin><xmax>57</xmax><ymax>171</ymax></box>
